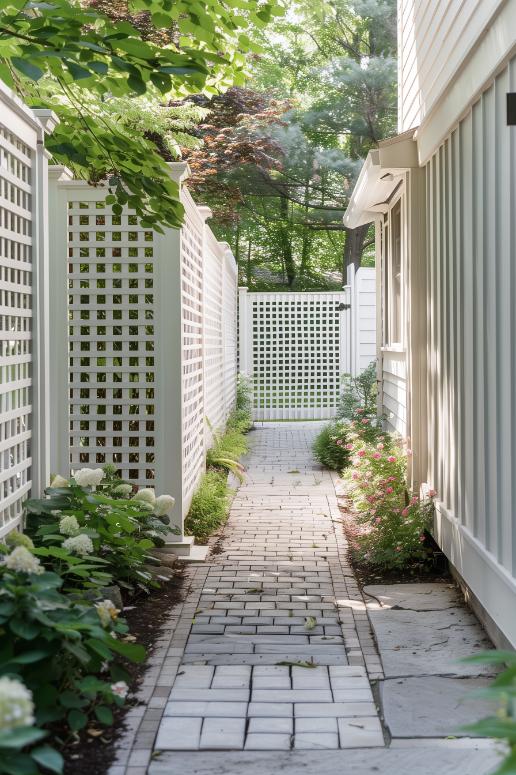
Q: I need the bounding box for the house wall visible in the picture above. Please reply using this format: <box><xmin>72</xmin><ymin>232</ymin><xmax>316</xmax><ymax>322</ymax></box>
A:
<box><xmin>398</xmin><ymin>0</ymin><xmax>507</xmax><ymax>133</ymax></box>
<box><xmin>421</xmin><ymin>51</ymin><xmax>516</xmax><ymax>646</ymax></box>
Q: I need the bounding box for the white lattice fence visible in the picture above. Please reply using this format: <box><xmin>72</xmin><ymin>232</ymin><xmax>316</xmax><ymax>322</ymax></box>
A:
<box><xmin>239</xmin><ymin>290</ymin><xmax>350</xmax><ymax>421</ymax></box>
<box><xmin>48</xmin><ymin>163</ymin><xmax>238</xmax><ymax>543</ymax></box>
<box><xmin>0</xmin><ymin>85</ymin><xmax>54</xmax><ymax>538</ymax></box>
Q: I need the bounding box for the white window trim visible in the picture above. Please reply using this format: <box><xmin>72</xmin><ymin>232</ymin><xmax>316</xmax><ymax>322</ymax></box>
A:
<box><xmin>382</xmin><ymin>187</ymin><xmax>405</xmax><ymax>350</ymax></box>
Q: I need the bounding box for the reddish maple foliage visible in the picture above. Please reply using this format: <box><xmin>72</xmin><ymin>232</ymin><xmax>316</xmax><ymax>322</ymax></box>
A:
<box><xmin>182</xmin><ymin>88</ymin><xmax>292</xmax><ymax>222</ymax></box>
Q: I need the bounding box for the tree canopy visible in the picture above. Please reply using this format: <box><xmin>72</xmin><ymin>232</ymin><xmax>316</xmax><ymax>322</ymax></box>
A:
<box><xmin>0</xmin><ymin>0</ymin><xmax>282</xmax><ymax>229</ymax></box>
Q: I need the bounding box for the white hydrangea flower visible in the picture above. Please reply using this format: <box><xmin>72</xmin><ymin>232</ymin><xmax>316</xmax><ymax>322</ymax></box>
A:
<box><xmin>5</xmin><ymin>531</ymin><xmax>34</xmax><ymax>550</ymax></box>
<box><xmin>0</xmin><ymin>677</ymin><xmax>35</xmax><ymax>731</ymax></box>
<box><xmin>5</xmin><ymin>546</ymin><xmax>43</xmax><ymax>575</ymax></box>
<box><xmin>113</xmin><ymin>483</ymin><xmax>132</xmax><ymax>496</ymax></box>
<box><xmin>50</xmin><ymin>474</ymin><xmax>69</xmax><ymax>488</ymax></box>
<box><xmin>132</xmin><ymin>488</ymin><xmax>156</xmax><ymax>506</ymax></box>
<box><xmin>59</xmin><ymin>515</ymin><xmax>80</xmax><ymax>536</ymax></box>
<box><xmin>154</xmin><ymin>494</ymin><xmax>175</xmax><ymax>516</ymax></box>
<box><xmin>110</xmin><ymin>681</ymin><xmax>129</xmax><ymax>699</ymax></box>
<box><xmin>73</xmin><ymin>467</ymin><xmax>105</xmax><ymax>488</ymax></box>
<box><xmin>62</xmin><ymin>534</ymin><xmax>94</xmax><ymax>556</ymax></box>
<box><xmin>95</xmin><ymin>599</ymin><xmax>120</xmax><ymax>628</ymax></box>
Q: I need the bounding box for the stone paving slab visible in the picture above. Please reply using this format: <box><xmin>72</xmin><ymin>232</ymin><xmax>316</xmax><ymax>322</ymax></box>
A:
<box><xmin>148</xmin><ymin>743</ymin><xmax>502</xmax><ymax>775</ymax></box>
<box><xmin>381</xmin><ymin>676</ymin><xmax>495</xmax><ymax>738</ymax></box>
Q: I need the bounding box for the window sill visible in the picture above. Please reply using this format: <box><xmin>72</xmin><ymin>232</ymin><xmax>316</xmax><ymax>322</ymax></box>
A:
<box><xmin>381</xmin><ymin>345</ymin><xmax>406</xmax><ymax>355</ymax></box>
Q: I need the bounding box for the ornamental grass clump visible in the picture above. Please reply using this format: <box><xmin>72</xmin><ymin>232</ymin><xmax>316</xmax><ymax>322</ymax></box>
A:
<box><xmin>344</xmin><ymin>426</ymin><xmax>435</xmax><ymax>570</ymax></box>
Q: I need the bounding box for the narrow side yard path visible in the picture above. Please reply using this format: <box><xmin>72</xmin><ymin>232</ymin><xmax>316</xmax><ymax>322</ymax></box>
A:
<box><xmin>111</xmin><ymin>423</ymin><xmax>502</xmax><ymax>775</ymax></box>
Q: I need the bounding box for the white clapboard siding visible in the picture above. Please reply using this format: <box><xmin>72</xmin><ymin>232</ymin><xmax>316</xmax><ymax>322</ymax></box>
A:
<box><xmin>0</xmin><ymin>85</ymin><xmax>53</xmax><ymax>537</ymax></box>
<box><xmin>381</xmin><ymin>351</ymin><xmax>407</xmax><ymax>435</ymax></box>
<box><xmin>399</xmin><ymin>0</ymin><xmax>501</xmax><ymax>133</ymax></box>
<box><xmin>422</xmin><ymin>53</ymin><xmax>516</xmax><ymax>643</ymax></box>
<box><xmin>48</xmin><ymin>164</ymin><xmax>237</xmax><ymax>535</ymax></box>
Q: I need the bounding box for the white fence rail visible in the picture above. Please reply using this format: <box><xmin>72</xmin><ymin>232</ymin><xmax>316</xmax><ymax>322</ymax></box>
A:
<box><xmin>46</xmin><ymin>163</ymin><xmax>237</xmax><ymax>542</ymax></box>
<box><xmin>238</xmin><ymin>266</ymin><xmax>376</xmax><ymax>421</ymax></box>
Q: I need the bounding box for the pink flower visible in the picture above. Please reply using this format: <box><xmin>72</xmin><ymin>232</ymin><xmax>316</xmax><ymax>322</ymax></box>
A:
<box><xmin>428</xmin><ymin>489</ymin><xmax>437</xmax><ymax>498</ymax></box>
<box><xmin>406</xmin><ymin>448</ymin><xmax>413</xmax><ymax>457</ymax></box>
<box><xmin>336</xmin><ymin>439</ymin><xmax>343</xmax><ymax>446</ymax></box>
<box><xmin>410</xmin><ymin>495</ymin><xmax>419</xmax><ymax>505</ymax></box>
<box><xmin>352</xmin><ymin>472</ymin><xmax>360</xmax><ymax>480</ymax></box>
<box><xmin>385</xmin><ymin>486</ymin><xmax>393</xmax><ymax>494</ymax></box>
<box><xmin>392</xmin><ymin>508</ymin><xmax>401</xmax><ymax>514</ymax></box>
<box><xmin>401</xmin><ymin>507</ymin><xmax>410</xmax><ymax>517</ymax></box>
<box><xmin>345</xmin><ymin>443</ymin><xmax>354</xmax><ymax>451</ymax></box>
<box><xmin>387</xmin><ymin>456</ymin><xmax>396</xmax><ymax>463</ymax></box>
<box><xmin>361</xmin><ymin>418</ymin><xmax>369</xmax><ymax>425</ymax></box>
<box><xmin>357</xmin><ymin>449</ymin><xmax>366</xmax><ymax>458</ymax></box>
<box><xmin>373</xmin><ymin>452</ymin><xmax>381</xmax><ymax>459</ymax></box>
<box><xmin>356</xmin><ymin>408</ymin><xmax>365</xmax><ymax>414</ymax></box>
<box><xmin>376</xmin><ymin>443</ymin><xmax>384</xmax><ymax>450</ymax></box>
<box><xmin>419</xmin><ymin>534</ymin><xmax>426</xmax><ymax>543</ymax></box>
<box><xmin>395</xmin><ymin>545</ymin><xmax>402</xmax><ymax>552</ymax></box>
<box><xmin>374</xmin><ymin>517</ymin><xmax>381</xmax><ymax>525</ymax></box>
<box><xmin>388</xmin><ymin>476</ymin><xmax>396</xmax><ymax>482</ymax></box>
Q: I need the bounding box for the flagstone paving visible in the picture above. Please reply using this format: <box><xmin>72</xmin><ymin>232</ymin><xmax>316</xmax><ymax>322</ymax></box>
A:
<box><xmin>109</xmin><ymin>422</ymin><xmax>503</xmax><ymax>775</ymax></box>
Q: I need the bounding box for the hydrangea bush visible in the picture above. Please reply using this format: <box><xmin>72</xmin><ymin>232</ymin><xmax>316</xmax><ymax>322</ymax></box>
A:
<box><xmin>0</xmin><ymin>543</ymin><xmax>145</xmax><ymax>773</ymax></box>
<box><xmin>26</xmin><ymin>465</ymin><xmax>177</xmax><ymax>593</ymax></box>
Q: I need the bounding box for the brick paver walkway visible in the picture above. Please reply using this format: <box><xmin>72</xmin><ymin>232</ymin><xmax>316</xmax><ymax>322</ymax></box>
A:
<box><xmin>153</xmin><ymin>422</ymin><xmax>384</xmax><ymax>753</ymax></box>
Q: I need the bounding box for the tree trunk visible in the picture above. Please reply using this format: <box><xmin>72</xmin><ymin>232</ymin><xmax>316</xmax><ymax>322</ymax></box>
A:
<box><xmin>342</xmin><ymin>224</ymin><xmax>369</xmax><ymax>282</ymax></box>
<box><xmin>280</xmin><ymin>195</ymin><xmax>296</xmax><ymax>287</ymax></box>
<box><xmin>246</xmin><ymin>237</ymin><xmax>252</xmax><ymax>286</ymax></box>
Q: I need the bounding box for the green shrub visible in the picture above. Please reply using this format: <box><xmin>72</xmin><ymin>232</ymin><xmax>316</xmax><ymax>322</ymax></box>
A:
<box><xmin>312</xmin><ymin>420</ymin><xmax>352</xmax><ymax>471</ymax></box>
<box><xmin>344</xmin><ymin>429</ymin><xmax>435</xmax><ymax>570</ymax></box>
<box><xmin>184</xmin><ymin>471</ymin><xmax>231</xmax><ymax>543</ymax></box>
<box><xmin>463</xmin><ymin>650</ymin><xmax>516</xmax><ymax>774</ymax></box>
<box><xmin>25</xmin><ymin>466</ymin><xmax>177</xmax><ymax>594</ymax></box>
<box><xmin>0</xmin><ymin>545</ymin><xmax>145</xmax><ymax>773</ymax></box>
<box><xmin>336</xmin><ymin>361</ymin><xmax>377</xmax><ymax>420</ymax></box>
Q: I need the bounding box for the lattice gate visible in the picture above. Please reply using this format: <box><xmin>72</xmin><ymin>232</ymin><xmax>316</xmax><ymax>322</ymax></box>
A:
<box><xmin>239</xmin><ymin>290</ymin><xmax>351</xmax><ymax>420</ymax></box>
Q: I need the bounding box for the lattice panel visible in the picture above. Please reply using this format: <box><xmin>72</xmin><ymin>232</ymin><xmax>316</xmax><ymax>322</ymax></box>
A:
<box><xmin>180</xmin><ymin>206</ymin><xmax>205</xmax><ymax>507</ymax></box>
<box><xmin>222</xmin><ymin>255</ymin><xmax>238</xmax><ymax>419</ymax></box>
<box><xmin>67</xmin><ymin>202</ymin><xmax>156</xmax><ymax>486</ymax></box>
<box><xmin>0</xmin><ymin>123</ymin><xmax>33</xmax><ymax>536</ymax></box>
<box><xmin>203</xmin><ymin>231</ymin><xmax>225</xmax><ymax>433</ymax></box>
<box><xmin>250</xmin><ymin>293</ymin><xmax>345</xmax><ymax>420</ymax></box>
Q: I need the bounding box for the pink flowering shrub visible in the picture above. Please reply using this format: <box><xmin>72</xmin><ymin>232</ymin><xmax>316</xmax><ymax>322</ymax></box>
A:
<box><xmin>344</xmin><ymin>421</ymin><xmax>435</xmax><ymax>570</ymax></box>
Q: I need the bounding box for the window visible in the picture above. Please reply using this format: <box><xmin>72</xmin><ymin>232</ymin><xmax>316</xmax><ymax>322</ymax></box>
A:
<box><xmin>383</xmin><ymin>196</ymin><xmax>403</xmax><ymax>346</ymax></box>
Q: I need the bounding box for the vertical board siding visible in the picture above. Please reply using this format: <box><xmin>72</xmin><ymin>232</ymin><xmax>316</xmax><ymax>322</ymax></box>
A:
<box><xmin>426</xmin><ymin>55</ymin><xmax>516</xmax><ymax>578</ymax></box>
<box><xmin>0</xmin><ymin>102</ymin><xmax>37</xmax><ymax>537</ymax></box>
<box><xmin>398</xmin><ymin>0</ymin><xmax>500</xmax><ymax>131</ymax></box>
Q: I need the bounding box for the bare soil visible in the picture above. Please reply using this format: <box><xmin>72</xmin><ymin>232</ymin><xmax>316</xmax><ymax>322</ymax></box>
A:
<box><xmin>61</xmin><ymin>569</ymin><xmax>186</xmax><ymax>775</ymax></box>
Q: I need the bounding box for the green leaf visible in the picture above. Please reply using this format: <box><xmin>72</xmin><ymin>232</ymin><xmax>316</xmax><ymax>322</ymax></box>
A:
<box><xmin>60</xmin><ymin>691</ymin><xmax>89</xmax><ymax>709</ymax></box>
<box><xmin>0</xmin><ymin>726</ymin><xmax>47</xmax><ymax>749</ymax></box>
<box><xmin>106</xmin><ymin>635</ymin><xmax>146</xmax><ymax>663</ymax></box>
<box><xmin>463</xmin><ymin>718</ymin><xmax>516</xmax><ymax>742</ymax></box>
<box><xmin>492</xmin><ymin>749</ymin><xmax>516</xmax><ymax>775</ymax></box>
<box><xmin>31</xmin><ymin>745</ymin><xmax>64</xmax><ymax>774</ymax></box>
<box><xmin>10</xmin><ymin>618</ymin><xmax>40</xmax><ymax>640</ymax></box>
<box><xmin>7</xmin><ymin>650</ymin><xmax>50</xmax><ymax>665</ymax></box>
<box><xmin>11</xmin><ymin>57</ymin><xmax>44</xmax><ymax>81</ymax></box>
<box><xmin>65</xmin><ymin>60</ymin><xmax>92</xmax><ymax>80</ymax></box>
<box><xmin>95</xmin><ymin>705</ymin><xmax>114</xmax><ymax>725</ymax></box>
<box><xmin>67</xmin><ymin>709</ymin><xmax>88</xmax><ymax>731</ymax></box>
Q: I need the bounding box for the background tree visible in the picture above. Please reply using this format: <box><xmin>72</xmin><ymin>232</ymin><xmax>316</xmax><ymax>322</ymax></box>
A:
<box><xmin>182</xmin><ymin>0</ymin><xmax>396</xmax><ymax>286</ymax></box>
<box><xmin>0</xmin><ymin>0</ymin><xmax>282</xmax><ymax>229</ymax></box>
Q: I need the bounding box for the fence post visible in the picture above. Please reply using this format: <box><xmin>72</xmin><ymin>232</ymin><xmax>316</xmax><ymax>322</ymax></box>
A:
<box><xmin>341</xmin><ymin>279</ymin><xmax>352</xmax><ymax>378</ymax></box>
<box><xmin>47</xmin><ymin>166</ymin><xmax>74</xmax><ymax>479</ymax></box>
<box><xmin>238</xmin><ymin>286</ymin><xmax>252</xmax><ymax>375</ymax></box>
<box><xmin>30</xmin><ymin>110</ymin><xmax>58</xmax><ymax>495</ymax></box>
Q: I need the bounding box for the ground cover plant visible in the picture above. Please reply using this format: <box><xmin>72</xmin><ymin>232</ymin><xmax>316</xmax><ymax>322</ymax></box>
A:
<box><xmin>312</xmin><ymin>420</ymin><xmax>353</xmax><ymax>471</ymax></box>
<box><xmin>185</xmin><ymin>375</ymin><xmax>253</xmax><ymax>543</ymax></box>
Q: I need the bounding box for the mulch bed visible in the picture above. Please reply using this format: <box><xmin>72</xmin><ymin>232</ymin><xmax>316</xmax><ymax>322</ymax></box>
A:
<box><xmin>61</xmin><ymin>568</ymin><xmax>186</xmax><ymax>775</ymax></box>
<box><xmin>339</xmin><ymin>499</ymin><xmax>451</xmax><ymax>588</ymax></box>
